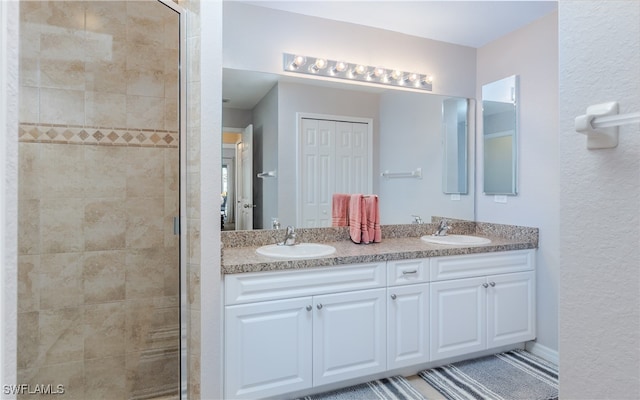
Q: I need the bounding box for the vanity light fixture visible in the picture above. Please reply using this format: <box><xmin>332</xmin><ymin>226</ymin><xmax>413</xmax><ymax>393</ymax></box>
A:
<box><xmin>283</xmin><ymin>53</ymin><xmax>433</xmax><ymax>91</ymax></box>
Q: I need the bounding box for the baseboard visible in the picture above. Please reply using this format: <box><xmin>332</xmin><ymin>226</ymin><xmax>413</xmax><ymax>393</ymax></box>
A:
<box><xmin>526</xmin><ymin>341</ymin><xmax>558</xmax><ymax>365</ymax></box>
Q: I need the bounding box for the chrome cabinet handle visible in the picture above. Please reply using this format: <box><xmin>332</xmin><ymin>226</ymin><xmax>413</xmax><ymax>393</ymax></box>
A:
<box><xmin>489</xmin><ymin>282</ymin><xmax>496</xmax><ymax>287</ymax></box>
<box><xmin>402</xmin><ymin>270</ymin><xmax>418</xmax><ymax>275</ymax></box>
<box><xmin>316</xmin><ymin>303</ymin><xmax>323</xmax><ymax>310</ymax></box>
<box><xmin>306</xmin><ymin>305</ymin><xmax>312</xmax><ymax>311</ymax></box>
<box><xmin>482</xmin><ymin>283</ymin><xmax>489</xmax><ymax>288</ymax></box>
<box><xmin>390</xmin><ymin>294</ymin><xmax>397</xmax><ymax>300</ymax></box>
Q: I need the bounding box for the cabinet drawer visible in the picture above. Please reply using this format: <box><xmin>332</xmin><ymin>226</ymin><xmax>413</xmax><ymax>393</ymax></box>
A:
<box><xmin>430</xmin><ymin>250</ymin><xmax>535</xmax><ymax>281</ymax></box>
<box><xmin>225</xmin><ymin>262</ymin><xmax>386</xmax><ymax>305</ymax></box>
<box><xmin>387</xmin><ymin>258</ymin><xmax>429</xmax><ymax>286</ymax></box>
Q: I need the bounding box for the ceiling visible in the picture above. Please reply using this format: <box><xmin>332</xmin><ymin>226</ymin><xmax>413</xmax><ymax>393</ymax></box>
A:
<box><xmin>240</xmin><ymin>1</ymin><xmax>558</xmax><ymax>48</ymax></box>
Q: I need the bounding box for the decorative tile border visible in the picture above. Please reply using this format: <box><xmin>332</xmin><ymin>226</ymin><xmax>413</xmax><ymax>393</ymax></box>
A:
<box><xmin>19</xmin><ymin>123</ymin><xmax>179</xmax><ymax>148</ymax></box>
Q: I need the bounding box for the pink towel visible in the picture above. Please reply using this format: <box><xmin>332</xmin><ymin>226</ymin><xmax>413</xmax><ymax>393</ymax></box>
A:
<box><xmin>365</xmin><ymin>195</ymin><xmax>381</xmax><ymax>243</ymax></box>
<box><xmin>331</xmin><ymin>193</ymin><xmax>351</xmax><ymax>227</ymax></box>
<box><xmin>348</xmin><ymin>194</ymin><xmax>364</xmax><ymax>243</ymax></box>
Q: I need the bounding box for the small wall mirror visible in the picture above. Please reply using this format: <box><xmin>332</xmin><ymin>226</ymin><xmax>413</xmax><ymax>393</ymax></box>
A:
<box><xmin>482</xmin><ymin>75</ymin><xmax>518</xmax><ymax>195</ymax></box>
<box><xmin>442</xmin><ymin>98</ymin><xmax>469</xmax><ymax>194</ymax></box>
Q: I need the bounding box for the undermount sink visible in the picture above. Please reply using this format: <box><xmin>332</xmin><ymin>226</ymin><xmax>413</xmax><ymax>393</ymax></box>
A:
<box><xmin>256</xmin><ymin>243</ymin><xmax>337</xmax><ymax>259</ymax></box>
<box><xmin>421</xmin><ymin>234</ymin><xmax>491</xmax><ymax>246</ymax></box>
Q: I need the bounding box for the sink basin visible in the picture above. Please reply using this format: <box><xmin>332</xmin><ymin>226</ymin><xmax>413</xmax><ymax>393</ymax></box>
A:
<box><xmin>421</xmin><ymin>234</ymin><xmax>491</xmax><ymax>246</ymax></box>
<box><xmin>256</xmin><ymin>243</ymin><xmax>337</xmax><ymax>259</ymax></box>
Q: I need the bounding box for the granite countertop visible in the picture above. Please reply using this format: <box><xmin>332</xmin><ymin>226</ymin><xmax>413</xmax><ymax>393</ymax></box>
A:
<box><xmin>222</xmin><ymin>234</ymin><xmax>537</xmax><ymax>274</ymax></box>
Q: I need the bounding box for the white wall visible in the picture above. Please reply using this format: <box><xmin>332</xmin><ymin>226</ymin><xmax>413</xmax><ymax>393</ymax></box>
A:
<box><xmin>222</xmin><ymin>2</ymin><xmax>477</xmax><ymax>99</ymax></box>
<box><xmin>476</xmin><ymin>12</ymin><xmax>559</xmax><ymax>358</ymax></box>
<box><xmin>558</xmin><ymin>1</ymin><xmax>639</xmax><ymax>398</ymax></box>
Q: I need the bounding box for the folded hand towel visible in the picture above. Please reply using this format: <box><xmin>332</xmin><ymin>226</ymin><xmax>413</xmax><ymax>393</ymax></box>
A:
<box><xmin>331</xmin><ymin>193</ymin><xmax>351</xmax><ymax>227</ymax></box>
<box><xmin>365</xmin><ymin>195</ymin><xmax>381</xmax><ymax>243</ymax></box>
<box><xmin>348</xmin><ymin>194</ymin><xmax>364</xmax><ymax>243</ymax></box>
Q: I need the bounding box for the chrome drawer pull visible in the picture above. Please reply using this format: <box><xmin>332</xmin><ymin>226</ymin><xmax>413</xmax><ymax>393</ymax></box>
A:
<box><xmin>402</xmin><ymin>270</ymin><xmax>418</xmax><ymax>275</ymax></box>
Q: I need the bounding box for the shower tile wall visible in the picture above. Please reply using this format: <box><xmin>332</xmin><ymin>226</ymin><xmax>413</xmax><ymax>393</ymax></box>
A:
<box><xmin>17</xmin><ymin>2</ymin><xmax>180</xmax><ymax>399</ymax></box>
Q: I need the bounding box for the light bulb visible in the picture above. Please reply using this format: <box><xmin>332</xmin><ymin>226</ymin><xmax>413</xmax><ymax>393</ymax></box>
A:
<box><xmin>309</xmin><ymin>58</ymin><xmax>327</xmax><ymax>72</ymax></box>
<box><xmin>391</xmin><ymin>70</ymin><xmax>403</xmax><ymax>81</ymax></box>
<box><xmin>331</xmin><ymin>61</ymin><xmax>348</xmax><ymax>74</ymax></box>
<box><xmin>290</xmin><ymin>55</ymin><xmax>306</xmax><ymax>69</ymax></box>
<box><xmin>352</xmin><ymin>64</ymin><xmax>367</xmax><ymax>75</ymax></box>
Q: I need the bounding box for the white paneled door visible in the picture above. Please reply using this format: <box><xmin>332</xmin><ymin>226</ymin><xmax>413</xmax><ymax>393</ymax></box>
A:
<box><xmin>300</xmin><ymin>117</ymin><xmax>372</xmax><ymax>228</ymax></box>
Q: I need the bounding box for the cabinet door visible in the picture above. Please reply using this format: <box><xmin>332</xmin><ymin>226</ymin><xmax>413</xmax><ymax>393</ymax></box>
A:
<box><xmin>430</xmin><ymin>277</ymin><xmax>486</xmax><ymax>361</ymax></box>
<box><xmin>225</xmin><ymin>297</ymin><xmax>312</xmax><ymax>399</ymax></box>
<box><xmin>487</xmin><ymin>271</ymin><xmax>536</xmax><ymax>348</ymax></box>
<box><xmin>387</xmin><ymin>283</ymin><xmax>429</xmax><ymax>370</ymax></box>
<box><xmin>313</xmin><ymin>288</ymin><xmax>386</xmax><ymax>386</ymax></box>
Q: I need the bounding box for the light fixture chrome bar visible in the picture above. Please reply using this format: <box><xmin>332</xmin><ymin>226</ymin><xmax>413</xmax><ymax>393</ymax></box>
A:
<box><xmin>283</xmin><ymin>53</ymin><xmax>433</xmax><ymax>91</ymax></box>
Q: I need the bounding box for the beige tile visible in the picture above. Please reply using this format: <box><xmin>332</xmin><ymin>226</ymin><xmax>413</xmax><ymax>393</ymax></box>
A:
<box><xmin>126</xmin><ymin>40</ymin><xmax>165</xmax><ymax>74</ymax></box>
<box><xmin>187</xmin><ymin>263</ymin><xmax>200</xmax><ymax>308</ymax></box>
<box><xmin>83</xmin><ymin>146</ymin><xmax>128</xmax><ymax>199</ymax></box>
<box><xmin>39</xmin><ymin>88</ymin><xmax>85</xmax><ymax>126</ymax></box>
<box><xmin>126</xmin><ymin>349</ymin><xmax>180</xmax><ymax>400</ymax></box>
<box><xmin>17</xmin><ymin>311</ymin><xmax>39</xmax><ymax>370</ymax></box>
<box><xmin>18</xmin><ymin>255</ymin><xmax>40</xmax><ymax>313</ymax></box>
<box><xmin>18</xmin><ymin>199</ymin><xmax>40</xmax><ymax>255</ymax></box>
<box><xmin>83</xmin><ymin>250</ymin><xmax>126</xmax><ymax>304</ymax></box>
<box><xmin>85</xmin><ymin>1</ymin><xmax>127</xmax><ymax>40</ymax></box>
<box><xmin>188</xmin><ymin>308</ymin><xmax>200</xmax><ymax>357</ymax></box>
<box><xmin>40</xmin><ymin>198</ymin><xmax>84</xmax><ymax>253</ymax></box>
<box><xmin>125</xmin><ymin>197</ymin><xmax>164</xmax><ymax>250</ymax></box>
<box><xmin>126</xmin><ymin>94</ymin><xmax>165</xmax><ymax>131</ymax></box>
<box><xmin>84</xmin><ymin>199</ymin><xmax>127</xmax><ymax>251</ymax></box>
<box><xmin>164</xmin><ymin>20</ymin><xmax>180</xmax><ymax>52</ymax></box>
<box><xmin>164</xmin><ymin>246</ymin><xmax>180</xmax><ymax>297</ymax></box>
<box><xmin>22</xmin><ymin>361</ymin><xmax>84</xmax><ymax>400</ymax></box>
<box><xmin>18</xmin><ymin>143</ymin><xmax>41</xmax><ymax>200</ymax></box>
<box><xmin>126</xmin><ymin>147</ymin><xmax>164</xmax><ymax>198</ymax></box>
<box><xmin>165</xmin><ymin>147</ymin><xmax>179</xmax><ymax>194</ymax></box>
<box><xmin>125</xmin><ymin>248</ymin><xmax>165</xmax><ymax>299</ymax></box>
<box><xmin>84</xmin><ymin>303</ymin><xmax>126</xmax><ymax>359</ymax></box>
<box><xmin>164</xmin><ymin>96</ymin><xmax>179</xmax><ymax>132</ymax></box>
<box><xmin>39</xmin><ymin>252</ymin><xmax>83</xmax><ymax>310</ymax></box>
<box><xmin>39</xmin><ymin>307</ymin><xmax>84</xmax><ymax>366</ymax></box>
<box><xmin>125</xmin><ymin>297</ymin><xmax>179</xmax><ymax>353</ymax></box>
<box><xmin>85</xmin><ymin>91</ymin><xmax>126</xmax><ymax>128</ymax></box>
<box><xmin>85</xmin><ymin>39</ymin><xmax>127</xmax><ymax>94</ymax></box>
<box><xmin>127</xmin><ymin>14</ymin><xmax>164</xmax><ymax>47</ymax></box>
<box><xmin>19</xmin><ymin>86</ymin><xmax>39</xmax><ymax>123</ymax></box>
<box><xmin>42</xmin><ymin>1</ymin><xmax>85</xmax><ymax>31</ymax></box>
<box><xmin>40</xmin><ymin>143</ymin><xmax>85</xmax><ymax>199</ymax></box>
<box><xmin>40</xmin><ymin>59</ymin><xmax>85</xmax><ymax>91</ymax></box>
<box><xmin>188</xmin><ymin>353</ymin><xmax>201</xmax><ymax>399</ymax></box>
<box><xmin>84</xmin><ymin>356</ymin><xmax>127</xmax><ymax>400</ymax></box>
<box><xmin>126</xmin><ymin>69</ymin><xmax>165</xmax><ymax>97</ymax></box>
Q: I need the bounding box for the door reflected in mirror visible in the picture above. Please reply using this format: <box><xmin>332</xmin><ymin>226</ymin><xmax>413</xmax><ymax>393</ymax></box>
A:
<box><xmin>482</xmin><ymin>75</ymin><xmax>518</xmax><ymax>195</ymax></box>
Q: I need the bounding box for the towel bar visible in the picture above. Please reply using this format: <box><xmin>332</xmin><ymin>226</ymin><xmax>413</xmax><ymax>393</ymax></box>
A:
<box><xmin>381</xmin><ymin>168</ymin><xmax>422</xmax><ymax>179</ymax></box>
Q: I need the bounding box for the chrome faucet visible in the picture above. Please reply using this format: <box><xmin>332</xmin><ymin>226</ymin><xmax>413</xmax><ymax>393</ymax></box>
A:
<box><xmin>279</xmin><ymin>225</ymin><xmax>297</xmax><ymax>246</ymax></box>
<box><xmin>433</xmin><ymin>219</ymin><xmax>450</xmax><ymax>236</ymax></box>
<box><xmin>412</xmin><ymin>215</ymin><xmax>423</xmax><ymax>224</ymax></box>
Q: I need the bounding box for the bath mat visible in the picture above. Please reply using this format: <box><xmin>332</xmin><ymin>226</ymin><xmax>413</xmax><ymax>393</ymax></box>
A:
<box><xmin>297</xmin><ymin>376</ymin><xmax>426</xmax><ymax>400</ymax></box>
<box><xmin>419</xmin><ymin>349</ymin><xmax>558</xmax><ymax>400</ymax></box>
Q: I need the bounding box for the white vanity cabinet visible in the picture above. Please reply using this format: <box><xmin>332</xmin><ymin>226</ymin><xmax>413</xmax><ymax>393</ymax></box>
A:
<box><xmin>224</xmin><ymin>262</ymin><xmax>387</xmax><ymax>400</ymax></box>
<box><xmin>223</xmin><ymin>249</ymin><xmax>536</xmax><ymax>399</ymax></box>
<box><xmin>386</xmin><ymin>259</ymin><xmax>430</xmax><ymax>370</ymax></box>
<box><xmin>429</xmin><ymin>250</ymin><xmax>536</xmax><ymax>361</ymax></box>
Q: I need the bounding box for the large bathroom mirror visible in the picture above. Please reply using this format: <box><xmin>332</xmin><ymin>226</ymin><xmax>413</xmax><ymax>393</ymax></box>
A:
<box><xmin>482</xmin><ymin>75</ymin><xmax>518</xmax><ymax>195</ymax></box>
<box><xmin>221</xmin><ymin>68</ymin><xmax>475</xmax><ymax>230</ymax></box>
